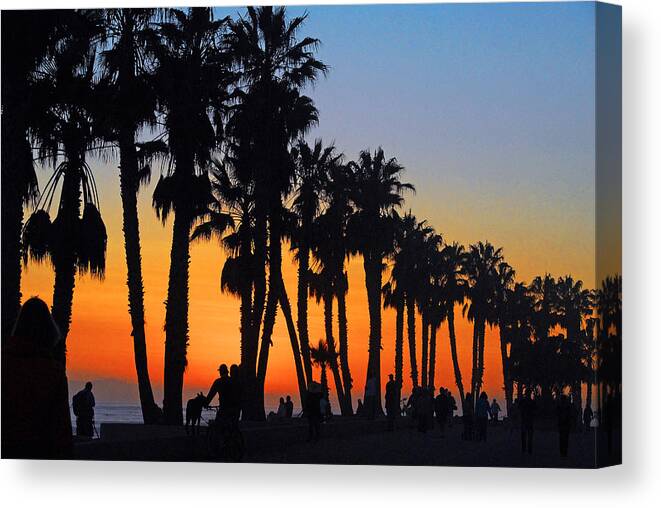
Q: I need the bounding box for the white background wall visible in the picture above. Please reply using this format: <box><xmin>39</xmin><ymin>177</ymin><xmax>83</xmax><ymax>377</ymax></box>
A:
<box><xmin>1</xmin><ymin>0</ymin><xmax>659</xmax><ymax>505</ymax></box>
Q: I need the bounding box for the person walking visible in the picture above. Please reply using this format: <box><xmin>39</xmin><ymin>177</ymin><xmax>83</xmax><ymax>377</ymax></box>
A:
<box><xmin>1</xmin><ymin>297</ymin><xmax>73</xmax><ymax>459</ymax></box>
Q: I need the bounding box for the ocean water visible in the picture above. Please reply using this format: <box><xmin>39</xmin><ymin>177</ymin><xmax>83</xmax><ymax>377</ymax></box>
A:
<box><xmin>70</xmin><ymin>403</ymin><xmax>279</xmax><ymax>432</ymax></box>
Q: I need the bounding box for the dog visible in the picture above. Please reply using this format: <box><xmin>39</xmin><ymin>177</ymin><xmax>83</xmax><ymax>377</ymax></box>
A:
<box><xmin>185</xmin><ymin>392</ymin><xmax>206</xmax><ymax>435</ymax></box>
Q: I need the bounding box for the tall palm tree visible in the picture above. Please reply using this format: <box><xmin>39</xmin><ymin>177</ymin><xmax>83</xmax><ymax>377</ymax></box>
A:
<box><xmin>494</xmin><ymin>261</ymin><xmax>515</xmax><ymax>413</ymax></box>
<box><xmin>383</xmin><ymin>279</ymin><xmax>404</xmax><ymax>401</ymax></box>
<box><xmin>556</xmin><ymin>275</ymin><xmax>592</xmax><ymax>411</ymax></box>
<box><xmin>95</xmin><ymin>7</ymin><xmax>163</xmax><ymax>423</ymax></box>
<box><xmin>308</xmin><ymin>269</ymin><xmax>346</xmax><ymax>413</ymax></box>
<box><xmin>23</xmin><ymin>10</ymin><xmax>107</xmax><ymax>367</ymax></box>
<box><xmin>150</xmin><ymin>7</ymin><xmax>232</xmax><ymax>424</ymax></box>
<box><xmin>227</xmin><ymin>6</ymin><xmax>326</xmax><ymax>417</ymax></box>
<box><xmin>1</xmin><ymin>10</ymin><xmax>61</xmax><ymax>341</ymax></box>
<box><xmin>290</xmin><ymin>139</ymin><xmax>340</xmax><ymax>386</ymax></box>
<box><xmin>463</xmin><ymin>241</ymin><xmax>503</xmax><ymax>403</ymax></box>
<box><xmin>348</xmin><ymin>149</ymin><xmax>414</xmax><ymax>411</ymax></box>
<box><xmin>193</xmin><ymin>159</ymin><xmax>253</xmax><ymax>364</ymax></box>
<box><xmin>417</xmin><ymin>229</ymin><xmax>441</xmax><ymax>388</ymax></box>
<box><xmin>438</xmin><ymin>242</ymin><xmax>467</xmax><ymax>408</ymax></box>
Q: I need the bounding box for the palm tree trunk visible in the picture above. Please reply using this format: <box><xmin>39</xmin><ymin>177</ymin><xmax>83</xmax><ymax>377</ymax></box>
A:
<box><xmin>297</xmin><ymin>245</ymin><xmax>313</xmax><ymax>385</ymax></box>
<box><xmin>118</xmin><ymin>133</ymin><xmax>160</xmax><ymax>423</ymax></box>
<box><xmin>470</xmin><ymin>312</ymin><xmax>480</xmax><ymax>403</ymax></box>
<box><xmin>421</xmin><ymin>315</ymin><xmax>429</xmax><ymax>388</ymax></box>
<box><xmin>447</xmin><ymin>308</ymin><xmax>465</xmax><ymax>409</ymax></box>
<box><xmin>162</xmin><ymin>206</ymin><xmax>192</xmax><ymax>425</ymax></box>
<box><xmin>363</xmin><ymin>254</ymin><xmax>383</xmax><ymax>414</ymax></box>
<box><xmin>51</xmin><ymin>160</ymin><xmax>82</xmax><ymax>367</ymax></box>
<box><xmin>395</xmin><ymin>298</ymin><xmax>404</xmax><ymax>402</ymax></box>
<box><xmin>0</xmin><ymin>130</ymin><xmax>30</xmax><ymax>343</ymax></box>
<box><xmin>278</xmin><ymin>278</ymin><xmax>308</xmax><ymax>408</ymax></box>
<box><xmin>499</xmin><ymin>326</ymin><xmax>513</xmax><ymax>416</ymax></box>
<box><xmin>429</xmin><ymin>323</ymin><xmax>437</xmax><ymax>390</ymax></box>
<box><xmin>337</xmin><ymin>284</ymin><xmax>353</xmax><ymax>414</ymax></box>
<box><xmin>476</xmin><ymin>319</ymin><xmax>486</xmax><ymax>398</ymax></box>
<box><xmin>323</xmin><ymin>291</ymin><xmax>347</xmax><ymax>414</ymax></box>
<box><xmin>406</xmin><ymin>294</ymin><xmax>418</xmax><ymax>387</ymax></box>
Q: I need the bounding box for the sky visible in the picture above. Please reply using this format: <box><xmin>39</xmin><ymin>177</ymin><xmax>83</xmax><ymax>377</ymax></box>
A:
<box><xmin>19</xmin><ymin>2</ymin><xmax>610</xmax><ymax>410</ymax></box>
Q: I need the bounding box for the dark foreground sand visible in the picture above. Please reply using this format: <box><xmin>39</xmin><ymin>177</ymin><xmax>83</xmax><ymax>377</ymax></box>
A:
<box><xmin>248</xmin><ymin>421</ymin><xmax>620</xmax><ymax>468</ymax></box>
<box><xmin>76</xmin><ymin>417</ymin><xmax>620</xmax><ymax>468</ymax></box>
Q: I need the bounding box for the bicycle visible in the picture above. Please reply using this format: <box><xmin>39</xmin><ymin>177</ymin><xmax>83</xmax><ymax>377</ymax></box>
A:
<box><xmin>205</xmin><ymin>406</ymin><xmax>245</xmax><ymax>462</ymax></box>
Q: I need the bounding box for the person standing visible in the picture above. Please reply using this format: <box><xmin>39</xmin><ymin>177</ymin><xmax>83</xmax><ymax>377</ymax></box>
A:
<box><xmin>1</xmin><ymin>297</ymin><xmax>73</xmax><ymax>458</ymax></box>
<box><xmin>491</xmin><ymin>398</ymin><xmax>501</xmax><ymax>425</ymax></box>
<box><xmin>434</xmin><ymin>388</ymin><xmax>449</xmax><ymax>436</ymax></box>
<box><xmin>385</xmin><ymin>374</ymin><xmax>398</xmax><ymax>431</ymax></box>
<box><xmin>285</xmin><ymin>395</ymin><xmax>294</xmax><ymax>418</ymax></box>
<box><xmin>72</xmin><ymin>382</ymin><xmax>95</xmax><ymax>438</ymax></box>
<box><xmin>462</xmin><ymin>392</ymin><xmax>474</xmax><ymax>440</ymax></box>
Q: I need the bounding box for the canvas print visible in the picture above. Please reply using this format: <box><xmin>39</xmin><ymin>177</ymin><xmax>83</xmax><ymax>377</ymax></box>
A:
<box><xmin>1</xmin><ymin>2</ymin><xmax>621</xmax><ymax>467</ymax></box>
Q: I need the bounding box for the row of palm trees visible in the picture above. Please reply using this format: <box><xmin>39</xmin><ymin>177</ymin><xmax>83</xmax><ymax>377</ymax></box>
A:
<box><xmin>2</xmin><ymin>7</ymin><xmax>621</xmax><ymax>425</ymax></box>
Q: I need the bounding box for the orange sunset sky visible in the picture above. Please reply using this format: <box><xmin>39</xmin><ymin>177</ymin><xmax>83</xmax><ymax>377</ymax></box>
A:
<box><xmin>17</xmin><ymin>3</ymin><xmax>611</xmax><ymax>410</ymax></box>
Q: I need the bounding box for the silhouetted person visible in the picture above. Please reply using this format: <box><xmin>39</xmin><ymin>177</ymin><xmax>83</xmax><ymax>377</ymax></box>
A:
<box><xmin>205</xmin><ymin>363</ymin><xmax>231</xmax><ymax>421</ymax></box>
<box><xmin>557</xmin><ymin>395</ymin><xmax>572</xmax><ymax>457</ymax></box>
<box><xmin>583</xmin><ymin>405</ymin><xmax>593</xmax><ymax>432</ymax></box>
<box><xmin>475</xmin><ymin>392</ymin><xmax>491</xmax><ymax>441</ymax></box>
<box><xmin>385</xmin><ymin>374</ymin><xmax>398</xmax><ymax>431</ymax></box>
<box><xmin>285</xmin><ymin>395</ymin><xmax>294</xmax><ymax>418</ymax></box>
<box><xmin>72</xmin><ymin>381</ymin><xmax>95</xmax><ymax>437</ymax></box>
<box><xmin>276</xmin><ymin>397</ymin><xmax>287</xmax><ymax>418</ymax></box>
<box><xmin>304</xmin><ymin>382</ymin><xmax>323</xmax><ymax>441</ymax></box>
<box><xmin>491</xmin><ymin>398</ymin><xmax>501</xmax><ymax>425</ymax></box>
<box><xmin>355</xmin><ymin>398</ymin><xmax>365</xmax><ymax>417</ymax></box>
<box><xmin>434</xmin><ymin>388</ymin><xmax>449</xmax><ymax>436</ymax></box>
<box><xmin>1</xmin><ymin>297</ymin><xmax>73</xmax><ymax>459</ymax></box>
<box><xmin>519</xmin><ymin>390</ymin><xmax>536</xmax><ymax>454</ymax></box>
<box><xmin>365</xmin><ymin>375</ymin><xmax>378</xmax><ymax>420</ymax></box>
<box><xmin>462</xmin><ymin>392</ymin><xmax>474</xmax><ymax>440</ymax></box>
<box><xmin>448</xmin><ymin>392</ymin><xmax>457</xmax><ymax>427</ymax></box>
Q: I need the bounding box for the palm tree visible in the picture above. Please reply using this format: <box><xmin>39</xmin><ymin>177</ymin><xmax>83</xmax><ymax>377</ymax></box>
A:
<box><xmin>95</xmin><ymin>7</ymin><xmax>163</xmax><ymax>423</ymax></box>
<box><xmin>348</xmin><ymin>149</ymin><xmax>414</xmax><ymax>411</ymax></box>
<box><xmin>310</xmin><ymin>339</ymin><xmax>336</xmax><ymax>404</ymax></box>
<box><xmin>1</xmin><ymin>10</ymin><xmax>61</xmax><ymax>341</ymax></box>
<box><xmin>227</xmin><ymin>6</ymin><xmax>326</xmax><ymax>418</ymax></box>
<box><xmin>438</xmin><ymin>242</ymin><xmax>467</xmax><ymax>408</ymax></box>
<box><xmin>383</xmin><ymin>279</ymin><xmax>404</xmax><ymax>402</ymax></box>
<box><xmin>463</xmin><ymin>241</ymin><xmax>503</xmax><ymax>403</ymax></box>
<box><xmin>417</xmin><ymin>229</ymin><xmax>441</xmax><ymax>388</ymax></box>
<box><xmin>494</xmin><ymin>261</ymin><xmax>515</xmax><ymax>413</ymax></box>
<box><xmin>22</xmin><ymin>10</ymin><xmax>107</xmax><ymax>366</ymax></box>
<box><xmin>308</xmin><ymin>269</ymin><xmax>346</xmax><ymax>413</ymax></box>
<box><xmin>556</xmin><ymin>275</ymin><xmax>592</xmax><ymax>411</ymax></box>
<box><xmin>150</xmin><ymin>7</ymin><xmax>232</xmax><ymax>424</ymax></box>
<box><xmin>290</xmin><ymin>139</ymin><xmax>341</xmax><ymax>386</ymax></box>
